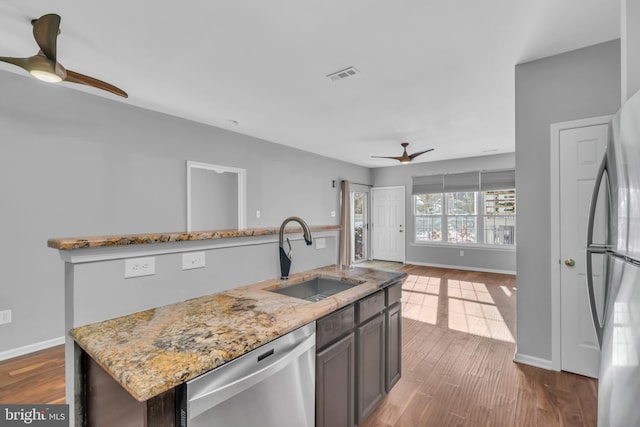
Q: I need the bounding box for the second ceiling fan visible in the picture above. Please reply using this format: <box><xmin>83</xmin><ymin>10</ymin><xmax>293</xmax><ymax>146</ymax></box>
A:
<box><xmin>372</xmin><ymin>142</ymin><xmax>434</xmax><ymax>163</ymax></box>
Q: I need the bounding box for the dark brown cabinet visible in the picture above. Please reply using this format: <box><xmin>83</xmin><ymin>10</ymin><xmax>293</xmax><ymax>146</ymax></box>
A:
<box><xmin>385</xmin><ymin>281</ymin><xmax>402</xmax><ymax>392</ymax></box>
<box><xmin>386</xmin><ymin>302</ymin><xmax>402</xmax><ymax>391</ymax></box>
<box><xmin>316</xmin><ymin>305</ymin><xmax>356</xmax><ymax>427</ymax></box>
<box><xmin>316</xmin><ymin>332</ymin><xmax>356</xmax><ymax>427</ymax></box>
<box><xmin>316</xmin><ymin>281</ymin><xmax>402</xmax><ymax>427</ymax></box>
<box><xmin>356</xmin><ymin>311</ymin><xmax>386</xmax><ymax>423</ymax></box>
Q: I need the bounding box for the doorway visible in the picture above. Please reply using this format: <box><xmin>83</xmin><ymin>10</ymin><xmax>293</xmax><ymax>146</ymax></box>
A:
<box><xmin>371</xmin><ymin>186</ymin><xmax>405</xmax><ymax>263</ymax></box>
<box><xmin>550</xmin><ymin>116</ymin><xmax>611</xmax><ymax>377</ymax></box>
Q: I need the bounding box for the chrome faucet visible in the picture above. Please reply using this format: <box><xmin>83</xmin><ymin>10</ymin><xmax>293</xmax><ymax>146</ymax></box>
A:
<box><xmin>279</xmin><ymin>216</ymin><xmax>312</xmax><ymax>279</ymax></box>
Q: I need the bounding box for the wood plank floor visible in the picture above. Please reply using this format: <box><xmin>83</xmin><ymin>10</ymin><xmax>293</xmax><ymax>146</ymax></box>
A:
<box><xmin>0</xmin><ymin>265</ymin><xmax>597</xmax><ymax>426</ymax></box>
<box><xmin>0</xmin><ymin>344</ymin><xmax>65</xmax><ymax>404</ymax></box>
<box><xmin>360</xmin><ymin>264</ymin><xmax>597</xmax><ymax>427</ymax></box>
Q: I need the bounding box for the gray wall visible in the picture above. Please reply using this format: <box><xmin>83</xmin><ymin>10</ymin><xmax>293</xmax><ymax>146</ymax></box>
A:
<box><xmin>371</xmin><ymin>153</ymin><xmax>516</xmax><ymax>273</ymax></box>
<box><xmin>71</xmin><ymin>236</ymin><xmax>338</xmax><ymax>327</ymax></box>
<box><xmin>623</xmin><ymin>0</ymin><xmax>640</xmax><ymax>100</ymax></box>
<box><xmin>515</xmin><ymin>39</ymin><xmax>621</xmax><ymax>362</ymax></box>
<box><xmin>0</xmin><ymin>70</ymin><xmax>370</xmax><ymax>354</ymax></box>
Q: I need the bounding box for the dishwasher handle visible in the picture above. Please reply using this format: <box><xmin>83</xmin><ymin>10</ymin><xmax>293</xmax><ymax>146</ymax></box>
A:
<box><xmin>187</xmin><ymin>325</ymin><xmax>316</xmax><ymax>421</ymax></box>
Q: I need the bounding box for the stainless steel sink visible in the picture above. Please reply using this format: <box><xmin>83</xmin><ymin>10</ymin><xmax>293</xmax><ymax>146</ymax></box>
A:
<box><xmin>271</xmin><ymin>277</ymin><xmax>364</xmax><ymax>302</ymax></box>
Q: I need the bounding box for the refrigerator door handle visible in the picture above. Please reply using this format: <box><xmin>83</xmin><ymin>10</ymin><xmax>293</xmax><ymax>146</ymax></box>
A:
<box><xmin>586</xmin><ymin>244</ymin><xmax>612</xmax><ymax>253</ymax></box>
<box><xmin>586</xmin><ymin>153</ymin><xmax>608</xmax><ymax>348</ymax></box>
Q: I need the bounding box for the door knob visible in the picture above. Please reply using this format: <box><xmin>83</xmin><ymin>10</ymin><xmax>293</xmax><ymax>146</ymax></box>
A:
<box><xmin>564</xmin><ymin>259</ymin><xmax>575</xmax><ymax>267</ymax></box>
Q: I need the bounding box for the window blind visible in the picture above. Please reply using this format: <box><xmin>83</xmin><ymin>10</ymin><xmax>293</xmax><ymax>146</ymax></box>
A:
<box><xmin>412</xmin><ymin>169</ymin><xmax>515</xmax><ymax>194</ymax></box>
<box><xmin>412</xmin><ymin>174</ymin><xmax>443</xmax><ymax>195</ymax></box>
<box><xmin>443</xmin><ymin>172</ymin><xmax>480</xmax><ymax>192</ymax></box>
<box><xmin>479</xmin><ymin>169</ymin><xmax>516</xmax><ymax>190</ymax></box>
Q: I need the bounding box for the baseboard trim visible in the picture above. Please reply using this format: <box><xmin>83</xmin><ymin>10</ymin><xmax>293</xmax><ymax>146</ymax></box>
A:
<box><xmin>406</xmin><ymin>260</ymin><xmax>516</xmax><ymax>276</ymax></box>
<box><xmin>0</xmin><ymin>336</ymin><xmax>65</xmax><ymax>362</ymax></box>
<box><xmin>513</xmin><ymin>351</ymin><xmax>555</xmax><ymax>371</ymax></box>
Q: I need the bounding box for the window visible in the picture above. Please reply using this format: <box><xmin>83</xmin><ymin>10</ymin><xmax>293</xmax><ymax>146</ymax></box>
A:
<box><xmin>447</xmin><ymin>192</ymin><xmax>477</xmax><ymax>243</ymax></box>
<box><xmin>483</xmin><ymin>190</ymin><xmax>516</xmax><ymax>245</ymax></box>
<box><xmin>412</xmin><ymin>170</ymin><xmax>516</xmax><ymax>247</ymax></box>
<box><xmin>415</xmin><ymin>193</ymin><xmax>443</xmax><ymax>242</ymax></box>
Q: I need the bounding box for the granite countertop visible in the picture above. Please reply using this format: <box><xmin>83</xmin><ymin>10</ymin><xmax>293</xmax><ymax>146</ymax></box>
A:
<box><xmin>70</xmin><ymin>265</ymin><xmax>406</xmax><ymax>402</ymax></box>
<box><xmin>48</xmin><ymin>225</ymin><xmax>341</xmax><ymax>250</ymax></box>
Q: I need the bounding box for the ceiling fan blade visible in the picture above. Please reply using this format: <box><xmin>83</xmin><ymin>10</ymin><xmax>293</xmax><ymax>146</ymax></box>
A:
<box><xmin>371</xmin><ymin>155</ymin><xmax>403</xmax><ymax>161</ymax></box>
<box><xmin>32</xmin><ymin>14</ymin><xmax>61</xmax><ymax>62</ymax></box>
<box><xmin>409</xmin><ymin>148</ymin><xmax>434</xmax><ymax>160</ymax></box>
<box><xmin>65</xmin><ymin>70</ymin><xmax>128</xmax><ymax>98</ymax></box>
<box><xmin>0</xmin><ymin>56</ymin><xmax>31</xmax><ymax>72</ymax></box>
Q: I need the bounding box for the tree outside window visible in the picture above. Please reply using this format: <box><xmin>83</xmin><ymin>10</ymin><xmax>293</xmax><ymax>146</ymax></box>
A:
<box><xmin>415</xmin><ymin>194</ymin><xmax>442</xmax><ymax>242</ymax></box>
<box><xmin>447</xmin><ymin>192</ymin><xmax>477</xmax><ymax>243</ymax></box>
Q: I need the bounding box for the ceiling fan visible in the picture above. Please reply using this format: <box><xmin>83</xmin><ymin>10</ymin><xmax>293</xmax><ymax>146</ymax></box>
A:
<box><xmin>372</xmin><ymin>142</ymin><xmax>434</xmax><ymax>164</ymax></box>
<box><xmin>0</xmin><ymin>13</ymin><xmax>128</xmax><ymax>98</ymax></box>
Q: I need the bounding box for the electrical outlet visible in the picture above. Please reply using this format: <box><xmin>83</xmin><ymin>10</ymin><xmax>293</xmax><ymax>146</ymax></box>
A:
<box><xmin>125</xmin><ymin>257</ymin><xmax>156</xmax><ymax>278</ymax></box>
<box><xmin>315</xmin><ymin>238</ymin><xmax>326</xmax><ymax>249</ymax></box>
<box><xmin>256</xmin><ymin>210</ymin><xmax>261</xmax><ymax>219</ymax></box>
<box><xmin>183</xmin><ymin>252</ymin><xmax>206</xmax><ymax>270</ymax></box>
<box><xmin>0</xmin><ymin>309</ymin><xmax>12</xmax><ymax>325</ymax></box>
<box><xmin>330</xmin><ymin>211</ymin><xmax>336</xmax><ymax>217</ymax></box>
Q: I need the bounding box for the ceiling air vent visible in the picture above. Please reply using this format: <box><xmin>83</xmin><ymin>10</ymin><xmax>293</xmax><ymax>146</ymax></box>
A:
<box><xmin>326</xmin><ymin>66</ymin><xmax>360</xmax><ymax>82</ymax></box>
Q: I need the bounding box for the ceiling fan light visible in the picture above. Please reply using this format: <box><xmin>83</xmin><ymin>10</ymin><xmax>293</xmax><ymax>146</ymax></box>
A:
<box><xmin>30</xmin><ymin>69</ymin><xmax>62</xmax><ymax>83</ymax></box>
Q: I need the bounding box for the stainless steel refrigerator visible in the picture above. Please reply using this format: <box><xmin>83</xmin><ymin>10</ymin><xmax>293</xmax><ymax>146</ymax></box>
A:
<box><xmin>587</xmin><ymin>89</ymin><xmax>640</xmax><ymax>427</ymax></box>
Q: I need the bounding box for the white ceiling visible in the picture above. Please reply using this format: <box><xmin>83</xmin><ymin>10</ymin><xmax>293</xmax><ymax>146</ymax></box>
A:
<box><xmin>0</xmin><ymin>1</ymin><xmax>620</xmax><ymax>167</ymax></box>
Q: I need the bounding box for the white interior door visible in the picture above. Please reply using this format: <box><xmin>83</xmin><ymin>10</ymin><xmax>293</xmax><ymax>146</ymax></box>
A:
<box><xmin>371</xmin><ymin>187</ymin><xmax>405</xmax><ymax>262</ymax></box>
<box><xmin>559</xmin><ymin>123</ymin><xmax>608</xmax><ymax>378</ymax></box>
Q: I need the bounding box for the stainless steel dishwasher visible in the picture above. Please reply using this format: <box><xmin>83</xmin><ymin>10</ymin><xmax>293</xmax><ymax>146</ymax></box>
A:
<box><xmin>176</xmin><ymin>322</ymin><xmax>316</xmax><ymax>427</ymax></box>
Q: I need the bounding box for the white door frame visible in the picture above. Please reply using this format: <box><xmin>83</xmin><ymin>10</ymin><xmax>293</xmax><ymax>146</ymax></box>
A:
<box><xmin>371</xmin><ymin>186</ymin><xmax>406</xmax><ymax>263</ymax></box>
<box><xmin>550</xmin><ymin>115</ymin><xmax>611</xmax><ymax>371</ymax></box>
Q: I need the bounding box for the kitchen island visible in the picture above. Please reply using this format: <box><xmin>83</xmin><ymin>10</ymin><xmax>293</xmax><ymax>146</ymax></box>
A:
<box><xmin>72</xmin><ymin>265</ymin><xmax>406</xmax><ymax>426</ymax></box>
<box><xmin>71</xmin><ymin>264</ymin><xmax>404</xmax><ymax>401</ymax></box>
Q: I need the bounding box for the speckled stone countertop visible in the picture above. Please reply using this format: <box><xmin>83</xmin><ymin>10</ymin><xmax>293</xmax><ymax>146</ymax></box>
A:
<box><xmin>48</xmin><ymin>225</ymin><xmax>340</xmax><ymax>250</ymax></box>
<box><xmin>70</xmin><ymin>265</ymin><xmax>406</xmax><ymax>402</ymax></box>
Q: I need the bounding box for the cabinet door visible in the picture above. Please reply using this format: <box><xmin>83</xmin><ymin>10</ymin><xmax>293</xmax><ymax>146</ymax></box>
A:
<box><xmin>356</xmin><ymin>313</ymin><xmax>386</xmax><ymax>424</ymax></box>
<box><xmin>386</xmin><ymin>302</ymin><xmax>402</xmax><ymax>392</ymax></box>
<box><xmin>316</xmin><ymin>333</ymin><xmax>356</xmax><ymax>427</ymax></box>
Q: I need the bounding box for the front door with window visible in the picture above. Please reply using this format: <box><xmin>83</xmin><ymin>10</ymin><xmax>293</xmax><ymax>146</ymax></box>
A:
<box><xmin>371</xmin><ymin>187</ymin><xmax>405</xmax><ymax>262</ymax></box>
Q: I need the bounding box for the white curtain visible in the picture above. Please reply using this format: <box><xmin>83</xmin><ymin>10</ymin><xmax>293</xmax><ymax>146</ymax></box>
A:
<box><xmin>339</xmin><ymin>180</ymin><xmax>352</xmax><ymax>268</ymax></box>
